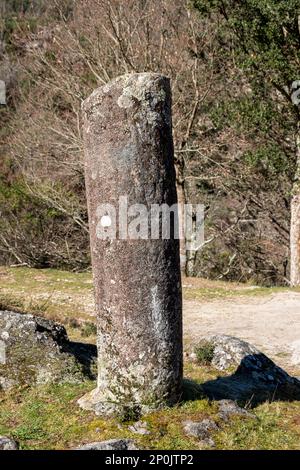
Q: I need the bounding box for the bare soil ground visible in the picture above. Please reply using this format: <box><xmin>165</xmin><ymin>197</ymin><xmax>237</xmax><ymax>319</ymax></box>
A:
<box><xmin>1</xmin><ymin>266</ymin><xmax>300</xmax><ymax>372</ymax></box>
<box><xmin>183</xmin><ymin>290</ymin><xmax>300</xmax><ymax>373</ymax></box>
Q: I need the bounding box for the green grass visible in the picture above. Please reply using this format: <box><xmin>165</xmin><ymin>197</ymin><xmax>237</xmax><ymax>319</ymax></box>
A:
<box><xmin>1</xmin><ymin>266</ymin><xmax>300</xmax><ymax>449</ymax></box>
<box><xmin>194</xmin><ymin>340</ymin><xmax>215</xmax><ymax>366</ymax></box>
<box><xmin>215</xmin><ymin>402</ymin><xmax>300</xmax><ymax>450</ymax></box>
<box><xmin>0</xmin><ymin>266</ymin><xmax>96</xmax><ymax>342</ymax></box>
<box><xmin>1</xmin><ymin>266</ymin><xmax>298</xmax><ymax>329</ymax></box>
<box><xmin>183</xmin><ymin>285</ymin><xmax>297</xmax><ymax>301</ymax></box>
<box><xmin>1</xmin><ymin>363</ymin><xmax>300</xmax><ymax>449</ymax></box>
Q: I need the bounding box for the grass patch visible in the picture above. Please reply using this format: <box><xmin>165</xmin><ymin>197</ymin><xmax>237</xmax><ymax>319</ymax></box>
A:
<box><xmin>194</xmin><ymin>340</ymin><xmax>215</xmax><ymax>366</ymax></box>
<box><xmin>1</xmin><ymin>363</ymin><xmax>300</xmax><ymax>449</ymax></box>
<box><xmin>80</xmin><ymin>322</ymin><xmax>97</xmax><ymax>338</ymax></box>
<box><xmin>215</xmin><ymin>402</ymin><xmax>300</xmax><ymax>450</ymax></box>
<box><xmin>1</xmin><ymin>266</ymin><xmax>300</xmax><ymax>449</ymax></box>
<box><xmin>0</xmin><ymin>266</ymin><xmax>95</xmax><ymax>338</ymax></box>
<box><xmin>1</xmin><ymin>266</ymin><xmax>297</xmax><ymax>333</ymax></box>
<box><xmin>182</xmin><ymin>285</ymin><xmax>295</xmax><ymax>301</ymax></box>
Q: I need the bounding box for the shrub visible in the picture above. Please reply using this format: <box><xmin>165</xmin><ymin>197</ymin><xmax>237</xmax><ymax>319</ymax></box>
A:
<box><xmin>194</xmin><ymin>340</ymin><xmax>215</xmax><ymax>366</ymax></box>
<box><xmin>80</xmin><ymin>321</ymin><xmax>97</xmax><ymax>337</ymax></box>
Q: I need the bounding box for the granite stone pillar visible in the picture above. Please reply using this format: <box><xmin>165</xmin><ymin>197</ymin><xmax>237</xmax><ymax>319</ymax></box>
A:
<box><xmin>78</xmin><ymin>73</ymin><xmax>183</xmax><ymax>416</ymax></box>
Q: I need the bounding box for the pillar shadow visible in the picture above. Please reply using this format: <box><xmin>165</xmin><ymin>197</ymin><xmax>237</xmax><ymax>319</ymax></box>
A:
<box><xmin>62</xmin><ymin>341</ymin><xmax>97</xmax><ymax>380</ymax></box>
<box><xmin>184</xmin><ymin>354</ymin><xmax>300</xmax><ymax>408</ymax></box>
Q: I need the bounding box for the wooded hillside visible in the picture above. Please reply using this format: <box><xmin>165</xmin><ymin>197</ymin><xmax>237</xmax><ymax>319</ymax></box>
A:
<box><xmin>1</xmin><ymin>0</ymin><xmax>299</xmax><ymax>285</ymax></box>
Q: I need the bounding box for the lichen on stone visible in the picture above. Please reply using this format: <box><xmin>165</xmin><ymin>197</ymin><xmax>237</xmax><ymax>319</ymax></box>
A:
<box><xmin>0</xmin><ymin>310</ymin><xmax>97</xmax><ymax>390</ymax></box>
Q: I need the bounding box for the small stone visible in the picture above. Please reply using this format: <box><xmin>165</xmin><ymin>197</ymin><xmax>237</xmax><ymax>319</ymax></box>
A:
<box><xmin>218</xmin><ymin>399</ymin><xmax>256</xmax><ymax>421</ymax></box>
<box><xmin>0</xmin><ymin>436</ymin><xmax>19</xmax><ymax>450</ymax></box>
<box><xmin>189</xmin><ymin>352</ymin><xmax>197</xmax><ymax>362</ymax></box>
<box><xmin>128</xmin><ymin>420</ymin><xmax>150</xmax><ymax>435</ymax></box>
<box><xmin>199</xmin><ymin>437</ymin><xmax>215</xmax><ymax>448</ymax></box>
<box><xmin>183</xmin><ymin>419</ymin><xmax>218</xmax><ymax>440</ymax></box>
<box><xmin>75</xmin><ymin>439</ymin><xmax>139</xmax><ymax>450</ymax></box>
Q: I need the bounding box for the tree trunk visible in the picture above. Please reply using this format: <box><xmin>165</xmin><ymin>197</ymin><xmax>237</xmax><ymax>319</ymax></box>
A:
<box><xmin>290</xmin><ymin>124</ymin><xmax>300</xmax><ymax>286</ymax></box>
<box><xmin>176</xmin><ymin>180</ymin><xmax>187</xmax><ymax>272</ymax></box>
<box><xmin>186</xmin><ymin>248</ymin><xmax>197</xmax><ymax>277</ymax></box>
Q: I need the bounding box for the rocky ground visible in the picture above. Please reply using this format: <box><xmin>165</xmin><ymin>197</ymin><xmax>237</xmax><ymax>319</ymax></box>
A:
<box><xmin>1</xmin><ymin>266</ymin><xmax>300</xmax><ymax>450</ymax></box>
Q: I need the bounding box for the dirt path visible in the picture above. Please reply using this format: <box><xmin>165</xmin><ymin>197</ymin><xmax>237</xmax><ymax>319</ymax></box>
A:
<box><xmin>183</xmin><ymin>291</ymin><xmax>300</xmax><ymax>371</ymax></box>
<box><xmin>1</xmin><ymin>267</ymin><xmax>300</xmax><ymax>372</ymax></box>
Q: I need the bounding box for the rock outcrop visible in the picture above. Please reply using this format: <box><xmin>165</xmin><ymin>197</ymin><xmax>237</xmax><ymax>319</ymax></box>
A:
<box><xmin>193</xmin><ymin>335</ymin><xmax>300</xmax><ymax>405</ymax></box>
<box><xmin>193</xmin><ymin>335</ymin><xmax>261</xmax><ymax>371</ymax></box>
<box><xmin>0</xmin><ymin>310</ymin><xmax>97</xmax><ymax>390</ymax></box>
<box><xmin>183</xmin><ymin>419</ymin><xmax>218</xmax><ymax>447</ymax></box>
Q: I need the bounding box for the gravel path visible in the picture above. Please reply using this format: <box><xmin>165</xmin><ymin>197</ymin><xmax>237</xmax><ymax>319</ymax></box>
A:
<box><xmin>183</xmin><ymin>291</ymin><xmax>300</xmax><ymax>371</ymax></box>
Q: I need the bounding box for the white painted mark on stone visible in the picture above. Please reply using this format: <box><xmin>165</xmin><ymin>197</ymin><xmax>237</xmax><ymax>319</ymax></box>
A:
<box><xmin>100</xmin><ymin>215</ymin><xmax>112</xmax><ymax>227</ymax></box>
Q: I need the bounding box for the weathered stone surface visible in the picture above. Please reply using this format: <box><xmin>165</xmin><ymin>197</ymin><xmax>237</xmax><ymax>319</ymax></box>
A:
<box><xmin>183</xmin><ymin>419</ymin><xmax>217</xmax><ymax>446</ymax></box>
<box><xmin>76</xmin><ymin>439</ymin><xmax>139</xmax><ymax>450</ymax></box>
<box><xmin>79</xmin><ymin>73</ymin><xmax>182</xmax><ymax>416</ymax></box>
<box><xmin>0</xmin><ymin>311</ymin><xmax>97</xmax><ymax>389</ymax></box>
<box><xmin>128</xmin><ymin>420</ymin><xmax>150</xmax><ymax>435</ymax></box>
<box><xmin>194</xmin><ymin>335</ymin><xmax>260</xmax><ymax>370</ymax></box>
<box><xmin>0</xmin><ymin>436</ymin><xmax>19</xmax><ymax>450</ymax></box>
<box><xmin>218</xmin><ymin>399</ymin><xmax>256</xmax><ymax>421</ymax></box>
<box><xmin>195</xmin><ymin>335</ymin><xmax>300</xmax><ymax>404</ymax></box>
<box><xmin>200</xmin><ymin>437</ymin><xmax>215</xmax><ymax>448</ymax></box>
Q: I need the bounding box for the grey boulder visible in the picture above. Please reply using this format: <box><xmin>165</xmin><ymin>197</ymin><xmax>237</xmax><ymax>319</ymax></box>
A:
<box><xmin>193</xmin><ymin>335</ymin><xmax>300</xmax><ymax>404</ymax></box>
<box><xmin>194</xmin><ymin>335</ymin><xmax>260</xmax><ymax>371</ymax></box>
<box><xmin>0</xmin><ymin>310</ymin><xmax>97</xmax><ymax>390</ymax></box>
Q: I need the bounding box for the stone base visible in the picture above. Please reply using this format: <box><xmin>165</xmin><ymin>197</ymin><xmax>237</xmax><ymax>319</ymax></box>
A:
<box><xmin>78</xmin><ymin>388</ymin><xmax>120</xmax><ymax>416</ymax></box>
<box><xmin>78</xmin><ymin>386</ymin><xmax>168</xmax><ymax>417</ymax></box>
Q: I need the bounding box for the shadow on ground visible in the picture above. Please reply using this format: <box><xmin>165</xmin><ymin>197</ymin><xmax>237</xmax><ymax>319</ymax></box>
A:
<box><xmin>63</xmin><ymin>341</ymin><xmax>97</xmax><ymax>380</ymax></box>
<box><xmin>184</xmin><ymin>354</ymin><xmax>300</xmax><ymax>408</ymax></box>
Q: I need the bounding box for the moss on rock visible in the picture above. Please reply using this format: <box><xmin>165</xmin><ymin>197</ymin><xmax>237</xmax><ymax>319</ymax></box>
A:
<box><xmin>0</xmin><ymin>310</ymin><xmax>97</xmax><ymax>390</ymax></box>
